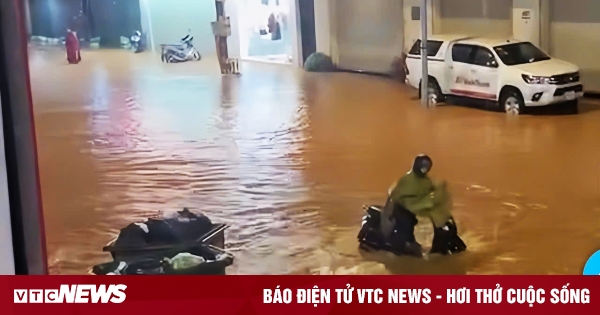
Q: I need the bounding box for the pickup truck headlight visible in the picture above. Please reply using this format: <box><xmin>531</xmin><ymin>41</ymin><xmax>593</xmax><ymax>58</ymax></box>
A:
<box><xmin>522</xmin><ymin>74</ymin><xmax>551</xmax><ymax>84</ymax></box>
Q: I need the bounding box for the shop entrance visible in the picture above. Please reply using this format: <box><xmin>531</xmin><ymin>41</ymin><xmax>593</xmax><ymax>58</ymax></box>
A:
<box><xmin>237</xmin><ymin>0</ymin><xmax>294</xmax><ymax>64</ymax></box>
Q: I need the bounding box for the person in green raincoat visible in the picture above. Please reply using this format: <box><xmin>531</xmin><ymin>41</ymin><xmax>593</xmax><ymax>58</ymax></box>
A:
<box><xmin>384</xmin><ymin>154</ymin><xmax>466</xmax><ymax>256</ymax></box>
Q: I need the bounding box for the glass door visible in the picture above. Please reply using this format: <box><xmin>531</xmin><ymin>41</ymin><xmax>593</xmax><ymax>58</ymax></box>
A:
<box><xmin>237</xmin><ymin>0</ymin><xmax>293</xmax><ymax>64</ymax></box>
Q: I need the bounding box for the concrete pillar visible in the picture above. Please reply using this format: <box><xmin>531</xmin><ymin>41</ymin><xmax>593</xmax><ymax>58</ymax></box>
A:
<box><xmin>512</xmin><ymin>0</ymin><xmax>541</xmax><ymax>47</ymax></box>
<box><xmin>539</xmin><ymin>0</ymin><xmax>551</xmax><ymax>52</ymax></box>
<box><xmin>431</xmin><ymin>0</ymin><xmax>442</xmax><ymax>34</ymax></box>
<box><xmin>139</xmin><ymin>0</ymin><xmax>155</xmax><ymax>52</ymax></box>
<box><xmin>24</xmin><ymin>0</ymin><xmax>32</xmax><ymax>37</ymax></box>
<box><xmin>215</xmin><ymin>0</ymin><xmax>230</xmax><ymax>74</ymax></box>
<box><xmin>224</xmin><ymin>0</ymin><xmax>240</xmax><ymax>59</ymax></box>
<box><xmin>290</xmin><ymin>0</ymin><xmax>302</xmax><ymax>67</ymax></box>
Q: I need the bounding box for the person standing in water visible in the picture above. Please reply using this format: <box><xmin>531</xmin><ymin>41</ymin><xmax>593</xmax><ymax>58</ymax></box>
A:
<box><xmin>65</xmin><ymin>29</ymin><xmax>81</xmax><ymax>64</ymax></box>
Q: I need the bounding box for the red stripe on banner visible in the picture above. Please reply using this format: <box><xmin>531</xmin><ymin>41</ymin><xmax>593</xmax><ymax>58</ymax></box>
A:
<box><xmin>1</xmin><ymin>276</ymin><xmax>597</xmax><ymax>314</ymax></box>
<box><xmin>450</xmin><ymin>89</ymin><xmax>497</xmax><ymax>100</ymax></box>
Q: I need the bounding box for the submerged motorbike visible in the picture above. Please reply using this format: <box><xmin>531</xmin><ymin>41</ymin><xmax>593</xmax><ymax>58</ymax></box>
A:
<box><xmin>130</xmin><ymin>30</ymin><xmax>145</xmax><ymax>53</ymax></box>
<box><xmin>160</xmin><ymin>35</ymin><xmax>201</xmax><ymax>63</ymax></box>
<box><xmin>357</xmin><ymin>203</ymin><xmax>467</xmax><ymax>256</ymax></box>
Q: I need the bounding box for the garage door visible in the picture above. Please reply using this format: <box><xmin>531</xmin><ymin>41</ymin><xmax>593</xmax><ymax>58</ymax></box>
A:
<box><xmin>437</xmin><ymin>0</ymin><xmax>512</xmax><ymax>37</ymax></box>
<box><xmin>335</xmin><ymin>0</ymin><xmax>403</xmax><ymax>73</ymax></box>
<box><xmin>551</xmin><ymin>0</ymin><xmax>600</xmax><ymax>92</ymax></box>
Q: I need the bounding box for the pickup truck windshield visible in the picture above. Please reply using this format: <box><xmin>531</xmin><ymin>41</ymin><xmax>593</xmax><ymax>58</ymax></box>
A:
<box><xmin>493</xmin><ymin>42</ymin><xmax>551</xmax><ymax>66</ymax></box>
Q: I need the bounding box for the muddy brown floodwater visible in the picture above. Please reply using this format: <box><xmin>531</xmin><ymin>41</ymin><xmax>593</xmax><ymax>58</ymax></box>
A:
<box><xmin>28</xmin><ymin>47</ymin><xmax>600</xmax><ymax>275</ymax></box>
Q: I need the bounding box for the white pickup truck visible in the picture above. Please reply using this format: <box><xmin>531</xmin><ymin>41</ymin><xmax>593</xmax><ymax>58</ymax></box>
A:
<box><xmin>405</xmin><ymin>34</ymin><xmax>583</xmax><ymax>115</ymax></box>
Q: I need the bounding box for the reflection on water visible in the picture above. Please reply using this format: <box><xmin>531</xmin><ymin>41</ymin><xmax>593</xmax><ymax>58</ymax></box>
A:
<box><xmin>29</xmin><ymin>49</ymin><xmax>600</xmax><ymax>275</ymax></box>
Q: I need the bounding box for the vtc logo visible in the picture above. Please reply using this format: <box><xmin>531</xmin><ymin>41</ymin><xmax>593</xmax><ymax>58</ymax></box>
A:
<box><xmin>583</xmin><ymin>250</ymin><xmax>600</xmax><ymax>275</ymax></box>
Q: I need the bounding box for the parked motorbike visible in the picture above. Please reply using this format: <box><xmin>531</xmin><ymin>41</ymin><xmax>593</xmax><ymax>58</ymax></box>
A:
<box><xmin>160</xmin><ymin>35</ymin><xmax>201</xmax><ymax>63</ymax></box>
<box><xmin>130</xmin><ymin>30</ymin><xmax>145</xmax><ymax>53</ymax></box>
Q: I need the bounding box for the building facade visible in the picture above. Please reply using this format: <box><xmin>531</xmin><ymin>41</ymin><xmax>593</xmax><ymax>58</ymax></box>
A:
<box><xmin>315</xmin><ymin>0</ymin><xmax>600</xmax><ymax>92</ymax></box>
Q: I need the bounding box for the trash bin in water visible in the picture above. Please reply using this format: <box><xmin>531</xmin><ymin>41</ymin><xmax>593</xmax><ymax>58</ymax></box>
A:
<box><xmin>92</xmin><ymin>244</ymin><xmax>234</xmax><ymax>275</ymax></box>
<box><xmin>92</xmin><ymin>208</ymin><xmax>233</xmax><ymax>275</ymax></box>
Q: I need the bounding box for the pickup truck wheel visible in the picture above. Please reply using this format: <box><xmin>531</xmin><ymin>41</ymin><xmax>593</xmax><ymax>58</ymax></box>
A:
<box><xmin>500</xmin><ymin>89</ymin><xmax>524</xmax><ymax>115</ymax></box>
<box><xmin>419</xmin><ymin>79</ymin><xmax>444</xmax><ymax>106</ymax></box>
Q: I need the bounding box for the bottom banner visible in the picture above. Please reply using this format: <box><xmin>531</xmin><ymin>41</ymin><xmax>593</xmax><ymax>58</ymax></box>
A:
<box><xmin>1</xmin><ymin>276</ymin><xmax>597</xmax><ymax>314</ymax></box>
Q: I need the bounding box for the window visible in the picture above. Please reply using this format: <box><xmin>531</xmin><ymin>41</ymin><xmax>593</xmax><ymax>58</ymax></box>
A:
<box><xmin>451</xmin><ymin>44</ymin><xmax>475</xmax><ymax>63</ymax></box>
<box><xmin>411</xmin><ymin>6</ymin><xmax>420</xmax><ymax>20</ymax></box>
<box><xmin>408</xmin><ymin>40</ymin><xmax>443</xmax><ymax>56</ymax></box>
<box><xmin>473</xmin><ymin>46</ymin><xmax>498</xmax><ymax>67</ymax></box>
<box><xmin>493</xmin><ymin>42</ymin><xmax>551</xmax><ymax>66</ymax></box>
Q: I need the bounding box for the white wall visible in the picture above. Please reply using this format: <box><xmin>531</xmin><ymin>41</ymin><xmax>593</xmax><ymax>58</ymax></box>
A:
<box><xmin>512</xmin><ymin>0</ymin><xmax>540</xmax><ymax>46</ymax></box>
<box><xmin>314</xmin><ymin>0</ymin><xmax>331</xmax><ymax>55</ymax></box>
<box><xmin>313</xmin><ymin>0</ymin><xmax>340</xmax><ymax>63</ymax></box>
<box><xmin>434</xmin><ymin>0</ymin><xmax>512</xmax><ymax>36</ymax></box>
<box><xmin>334</xmin><ymin>0</ymin><xmax>403</xmax><ymax>72</ymax></box>
<box><xmin>140</xmin><ymin>0</ymin><xmax>217</xmax><ymax>56</ymax></box>
<box><xmin>550</xmin><ymin>0</ymin><xmax>600</xmax><ymax>92</ymax></box>
<box><xmin>404</xmin><ymin>0</ymin><xmax>434</xmax><ymax>52</ymax></box>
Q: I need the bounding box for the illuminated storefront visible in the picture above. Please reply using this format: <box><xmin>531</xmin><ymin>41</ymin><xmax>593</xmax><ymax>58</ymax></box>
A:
<box><xmin>236</xmin><ymin>0</ymin><xmax>294</xmax><ymax>64</ymax></box>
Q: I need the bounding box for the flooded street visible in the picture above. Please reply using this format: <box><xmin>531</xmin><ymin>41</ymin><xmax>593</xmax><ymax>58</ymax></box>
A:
<box><xmin>29</xmin><ymin>48</ymin><xmax>600</xmax><ymax>275</ymax></box>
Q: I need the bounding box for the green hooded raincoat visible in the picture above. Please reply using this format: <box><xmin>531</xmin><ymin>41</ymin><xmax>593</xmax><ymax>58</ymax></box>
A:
<box><xmin>389</xmin><ymin>172</ymin><xmax>452</xmax><ymax>228</ymax></box>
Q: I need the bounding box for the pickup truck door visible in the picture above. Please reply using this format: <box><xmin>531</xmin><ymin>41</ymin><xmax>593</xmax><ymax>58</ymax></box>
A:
<box><xmin>446</xmin><ymin>43</ymin><xmax>477</xmax><ymax>98</ymax></box>
<box><xmin>467</xmin><ymin>46</ymin><xmax>499</xmax><ymax>101</ymax></box>
<box><xmin>443</xmin><ymin>42</ymin><xmax>456</xmax><ymax>93</ymax></box>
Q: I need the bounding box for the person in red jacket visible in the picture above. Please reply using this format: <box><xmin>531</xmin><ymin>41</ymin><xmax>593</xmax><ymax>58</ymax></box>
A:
<box><xmin>65</xmin><ymin>29</ymin><xmax>81</xmax><ymax>64</ymax></box>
